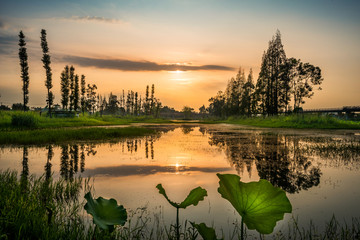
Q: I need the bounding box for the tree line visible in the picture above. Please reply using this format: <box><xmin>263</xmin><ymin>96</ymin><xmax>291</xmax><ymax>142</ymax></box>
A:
<box><xmin>17</xmin><ymin>29</ymin><xmax>162</xmax><ymax>117</ymax></box>
<box><xmin>206</xmin><ymin>30</ymin><xmax>323</xmax><ymax>117</ymax></box>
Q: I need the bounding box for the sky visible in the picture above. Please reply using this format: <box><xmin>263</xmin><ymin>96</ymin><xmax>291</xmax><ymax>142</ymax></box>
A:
<box><xmin>0</xmin><ymin>0</ymin><xmax>359</xmax><ymax>111</ymax></box>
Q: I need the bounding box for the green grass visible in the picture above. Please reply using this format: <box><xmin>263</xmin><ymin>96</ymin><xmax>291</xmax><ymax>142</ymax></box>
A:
<box><xmin>0</xmin><ymin>111</ymin><xmax>172</xmax><ymax>130</ymax></box>
<box><xmin>219</xmin><ymin>114</ymin><xmax>360</xmax><ymax>129</ymax></box>
<box><xmin>0</xmin><ymin>126</ymin><xmax>155</xmax><ymax>145</ymax></box>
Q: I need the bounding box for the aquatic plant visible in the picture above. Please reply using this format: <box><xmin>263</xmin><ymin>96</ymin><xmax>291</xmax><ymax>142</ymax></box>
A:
<box><xmin>156</xmin><ymin>184</ymin><xmax>207</xmax><ymax>240</ymax></box>
<box><xmin>217</xmin><ymin>174</ymin><xmax>292</xmax><ymax>239</ymax></box>
<box><xmin>84</xmin><ymin>192</ymin><xmax>127</xmax><ymax>232</ymax></box>
<box><xmin>191</xmin><ymin>222</ymin><xmax>221</xmax><ymax>240</ymax></box>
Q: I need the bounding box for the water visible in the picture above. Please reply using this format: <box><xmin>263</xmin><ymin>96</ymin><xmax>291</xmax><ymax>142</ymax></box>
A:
<box><xmin>1</xmin><ymin>124</ymin><xmax>359</xmax><ymax>237</ymax></box>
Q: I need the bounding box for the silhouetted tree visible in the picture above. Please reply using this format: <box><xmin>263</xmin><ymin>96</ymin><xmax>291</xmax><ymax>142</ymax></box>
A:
<box><xmin>287</xmin><ymin>58</ymin><xmax>323</xmax><ymax>111</ymax></box>
<box><xmin>182</xmin><ymin>106</ymin><xmax>194</xmax><ymax>119</ymax></box>
<box><xmin>74</xmin><ymin>74</ymin><xmax>80</xmax><ymax>111</ymax></box>
<box><xmin>69</xmin><ymin>66</ymin><xmax>75</xmax><ymax>111</ymax></box>
<box><xmin>150</xmin><ymin>84</ymin><xmax>155</xmax><ymax>114</ymax></box>
<box><xmin>255</xmin><ymin>30</ymin><xmax>287</xmax><ymax>115</ymax></box>
<box><xmin>60</xmin><ymin>66</ymin><xmax>70</xmax><ymax>110</ymax></box>
<box><xmin>86</xmin><ymin>84</ymin><xmax>97</xmax><ymax>114</ymax></box>
<box><xmin>18</xmin><ymin>31</ymin><xmax>30</xmax><ymax>112</ymax></box>
<box><xmin>80</xmin><ymin>75</ymin><xmax>86</xmax><ymax>115</ymax></box>
<box><xmin>40</xmin><ymin>29</ymin><xmax>54</xmax><ymax>118</ymax></box>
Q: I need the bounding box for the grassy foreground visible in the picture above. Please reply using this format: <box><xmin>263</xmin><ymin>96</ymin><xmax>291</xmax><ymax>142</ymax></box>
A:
<box><xmin>220</xmin><ymin>114</ymin><xmax>360</xmax><ymax>129</ymax></box>
<box><xmin>0</xmin><ymin>170</ymin><xmax>359</xmax><ymax>240</ymax></box>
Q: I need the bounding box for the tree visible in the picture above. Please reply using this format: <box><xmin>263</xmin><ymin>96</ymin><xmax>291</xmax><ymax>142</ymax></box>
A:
<box><xmin>256</xmin><ymin>30</ymin><xmax>287</xmax><ymax>115</ymax></box>
<box><xmin>40</xmin><ymin>29</ymin><xmax>54</xmax><ymax>117</ymax></box>
<box><xmin>145</xmin><ymin>85</ymin><xmax>150</xmax><ymax>115</ymax></box>
<box><xmin>150</xmin><ymin>84</ymin><xmax>155</xmax><ymax>114</ymax></box>
<box><xmin>86</xmin><ymin>84</ymin><xmax>97</xmax><ymax>114</ymax></box>
<box><xmin>18</xmin><ymin>31</ymin><xmax>30</xmax><ymax>112</ymax></box>
<box><xmin>60</xmin><ymin>66</ymin><xmax>70</xmax><ymax>110</ymax></box>
<box><xmin>287</xmin><ymin>58</ymin><xmax>323</xmax><ymax>110</ymax></box>
<box><xmin>208</xmin><ymin>91</ymin><xmax>226</xmax><ymax>117</ymax></box>
<box><xmin>80</xmin><ymin>75</ymin><xmax>86</xmax><ymax>115</ymax></box>
<box><xmin>69</xmin><ymin>66</ymin><xmax>75</xmax><ymax>111</ymax></box>
<box><xmin>242</xmin><ymin>68</ymin><xmax>255</xmax><ymax>117</ymax></box>
<box><xmin>74</xmin><ymin>74</ymin><xmax>80</xmax><ymax>111</ymax></box>
<box><xmin>182</xmin><ymin>106</ymin><xmax>194</xmax><ymax>119</ymax></box>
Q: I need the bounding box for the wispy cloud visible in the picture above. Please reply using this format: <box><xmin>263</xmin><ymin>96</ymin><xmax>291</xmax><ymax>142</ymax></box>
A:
<box><xmin>62</xmin><ymin>55</ymin><xmax>235</xmax><ymax>72</ymax></box>
<box><xmin>0</xmin><ymin>33</ymin><xmax>18</xmax><ymax>55</ymax></box>
<box><xmin>57</xmin><ymin>16</ymin><xmax>124</xmax><ymax>24</ymax></box>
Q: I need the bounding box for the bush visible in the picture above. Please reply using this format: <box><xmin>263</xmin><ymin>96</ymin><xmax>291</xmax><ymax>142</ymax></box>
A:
<box><xmin>11</xmin><ymin>112</ymin><xmax>39</xmax><ymax>128</ymax></box>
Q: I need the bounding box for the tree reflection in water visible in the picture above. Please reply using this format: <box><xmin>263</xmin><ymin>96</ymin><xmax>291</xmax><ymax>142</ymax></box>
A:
<box><xmin>208</xmin><ymin>130</ymin><xmax>321</xmax><ymax>194</ymax></box>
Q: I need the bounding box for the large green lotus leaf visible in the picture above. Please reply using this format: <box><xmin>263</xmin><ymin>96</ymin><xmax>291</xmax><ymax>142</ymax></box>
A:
<box><xmin>217</xmin><ymin>174</ymin><xmax>292</xmax><ymax>234</ymax></box>
<box><xmin>84</xmin><ymin>192</ymin><xmax>127</xmax><ymax>231</ymax></box>
<box><xmin>156</xmin><ymin>184</ymin><xmax>207</xmax><ymax>209</ymax></box>
<box><xmin>191</xmin><ymin>222</ymin><xmax>221</xmax><ymax>240</ymax></box>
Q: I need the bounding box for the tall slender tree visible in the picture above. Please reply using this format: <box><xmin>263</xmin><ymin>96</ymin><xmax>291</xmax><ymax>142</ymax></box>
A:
<box><xmin>80</xmin><ymin>75</ymin><xmax>86</xmax><ymax>115</ymax></box>
<box><xmin>74</xmin><ymin>74</ymin><xmax>80</xmax><ymax>111</ymax></box>
<box><xmin>69</xmin><ymin>66</ymin><xmax>75</xmax><ymax>111</ymax></box>
<box><xmin>40</xmin><ymin>29</ymin><xmax>54</xmax><ymax>117</ymax></box>
<box><xmin>18</xmin><ymin>31</ymin><xmax>30</xmax><ymax>112</ymax></box>
<box><xmin>60</xmin><ymin>65</ymin><xmax>70</xmax><ymax>110</ymax></box>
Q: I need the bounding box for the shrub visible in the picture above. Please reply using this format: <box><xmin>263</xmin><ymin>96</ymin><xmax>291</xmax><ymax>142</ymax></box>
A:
<box><xmin>11</xmin><ymin>112</ymin><xmax>39</xmax><ymax>128</ymax></box>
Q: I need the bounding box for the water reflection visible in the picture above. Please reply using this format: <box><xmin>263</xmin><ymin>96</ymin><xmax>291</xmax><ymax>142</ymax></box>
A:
<box><xmin>207</xmin><ymin>131</ymin><xmax>321</xmax><ymax>193</ymax></box>
<box><xmin>20</xmin><ymin>146</ymin><xmax>29</xmax><ymax>191</ymax></box>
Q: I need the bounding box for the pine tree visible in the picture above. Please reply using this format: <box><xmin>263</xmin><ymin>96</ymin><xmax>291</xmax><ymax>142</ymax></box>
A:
<box><xmin>60</xmin><ymin>66</ymin><xmax>70</xmax><ymax>110</ymax></box>
<box><xmin>134</xmin><ymin>92</ymin><xmax>138</xmax><ymax>116</ymax></box>
<box><xmin>18</xmin><ymin>31</ymin><xmax>30</xmax><ymax>112</ymax></box>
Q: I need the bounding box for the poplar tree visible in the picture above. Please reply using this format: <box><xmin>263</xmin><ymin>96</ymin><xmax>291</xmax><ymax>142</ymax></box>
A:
<box><xmin>18</xmin><ymin>31</ymin><xmax>30</xmax><ymax>111</ymax></box>
<box><xmin>150</xmin><ymin>84</ymin><xmax>155</xmax><ymax>114</ymax></box>
<box><xmin>69</xmin><ymin>66</ymin><xmax>75</xmax><ymax>111</ymax></box>
<box><xmin>145</xmin><ymin>85</ymin><xmax>150</xmax><ymax>115</ymax></box>
<box><xmin>80</xmin><ymin>75</ymin><xmax>86</xmax><ymax>115</ymax></box>
<box><xmin>60</xmin><ymin>65</ymin><xmax>70</xmax><ymax>110</ymax></box>
<box><xmin>40</xmin><ymin>29</ymin><xmax>54</xmax><ymax>117</ymax></box>
<box><xmin>74</xmin><ymin>74</ymin><xmax>80</xmax><ymax>111</ymax></box>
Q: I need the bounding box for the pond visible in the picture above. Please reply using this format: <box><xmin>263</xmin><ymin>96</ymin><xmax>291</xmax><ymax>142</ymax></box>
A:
<box><xmin>1</xmin><ymin>124</ymin><xmax>360</xmax><ymax>237</ymax></box>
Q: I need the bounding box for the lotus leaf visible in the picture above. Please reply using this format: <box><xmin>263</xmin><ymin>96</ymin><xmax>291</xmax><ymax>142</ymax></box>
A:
<box><xmin>156</xmin><ymin>184</ymin><xmax>207</xmax><ymax>209</ymax></box>
<box><xmin>191</xmin><ymin>222</ymin><xmax>221</xmax><ymax>240</ymax></box>
<box><xmin>84</xmin><ymin>192</ymin><xmax>127</xmax><ymax>231</ymax></box>
<box><xmin>217</xmin><ymin>174</ymin><xmax>292</xmax><ymax>234</ymax></box>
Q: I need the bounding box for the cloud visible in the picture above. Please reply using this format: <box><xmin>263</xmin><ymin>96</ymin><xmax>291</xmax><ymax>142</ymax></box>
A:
<box><xmin>62</xmin><ymin>55</ymin><xmax>235</xmax><ymax>72</ymax></box>
<box><xmin>83</xmin><ymin>164</ymin><xmax>232</xmax><ymax>177</ymax></box>
<box><xmin>58</xmin><ymin>16</ymin><xmax>124</xmax><ymax>24</ymax></box>
<box><xmin>0</xmin><ymin>33</ymin><xmax>18</xmax><ymax>55</ymax></box>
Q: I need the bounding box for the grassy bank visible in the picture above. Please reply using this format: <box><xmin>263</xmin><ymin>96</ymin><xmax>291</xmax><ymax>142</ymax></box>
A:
<box><xmin>0</xmin><ymin>111</ymin><xmax>171</xmax><ymax>130</ymax></box>
<box><xmin>0</xmin><ymin>170</ymin><xmax>359</xmax><ymax>240</ymax></box>
<box><xmin>220</xmin><ymin>114</ymin><xmax>360</xmax><ymax>129</ymax></box>
<box><xmin>0</xmin><ymin>127</ymin><xmax>155</xmax><ymax>145</ymax></box>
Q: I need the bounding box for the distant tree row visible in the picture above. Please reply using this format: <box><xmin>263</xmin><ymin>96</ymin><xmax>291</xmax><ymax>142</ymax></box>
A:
<box><xmin>206</xmin><ymin>30</ymin><xmax>323</xmax><ymax>117</ymax></box>
<box><xmin>98</xmin><ymin>84</ymin><xmax>162</xmax><ymax>117</ymax></box>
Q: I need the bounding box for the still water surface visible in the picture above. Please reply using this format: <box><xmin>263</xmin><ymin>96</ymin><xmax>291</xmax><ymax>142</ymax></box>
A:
<box><xmin>1</xmin><ymin>124</ymin><xmax>359</xmax><ymax>236</ymax></box>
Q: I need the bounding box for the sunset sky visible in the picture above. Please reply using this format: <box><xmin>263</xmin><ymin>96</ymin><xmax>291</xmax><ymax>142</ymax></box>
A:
<box><xmin>0</xmin><ymin>0</ymin><xmax>359</xmax><ymax>111</ymax></box>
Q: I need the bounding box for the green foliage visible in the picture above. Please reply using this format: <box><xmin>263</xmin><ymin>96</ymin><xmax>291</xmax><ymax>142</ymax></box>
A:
<box><xmin>217</xmin><ymin>173</ymin><xmax>292</xmax><ymax>234</ymax></box>
<box><xmin>156</xmin><ymin>184</ymin><xmax>207</xmax><ymax>209</ymax></box>
<box><xmin>11</xmin><ymin>112</ymin><xmax>38</xmax><ymax>128</ymax></box>
<box><xmin>84</xmin><ymin>192</ymin><xmax>127</xmax><ymax>231</ymax></box>
<box><xmin>191</xmin><ymin>222</ymin><xmax>221</xmax><ymax>240</ymax></box>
